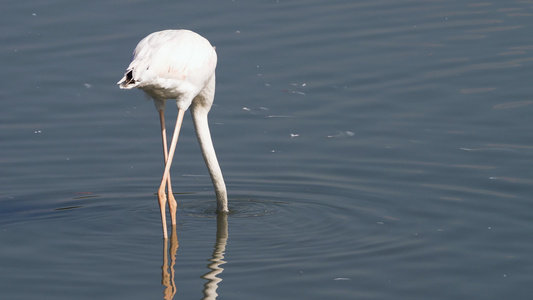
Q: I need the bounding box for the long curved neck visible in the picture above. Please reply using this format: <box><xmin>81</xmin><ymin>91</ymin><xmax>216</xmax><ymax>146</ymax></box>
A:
<box><xmin>190</xmin><ymin>106</ymin><xmax>228</xmax><ymax>212</ymax></box>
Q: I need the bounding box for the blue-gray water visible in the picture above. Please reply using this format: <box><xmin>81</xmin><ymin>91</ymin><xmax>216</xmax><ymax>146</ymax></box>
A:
<box><xmin>1</xmin><ymin>0</ymin><xmax>533</xmax><ymax>299</ymax></box>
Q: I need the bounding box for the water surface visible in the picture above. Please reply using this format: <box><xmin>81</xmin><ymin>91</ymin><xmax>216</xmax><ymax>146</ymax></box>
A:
<box><xmin>1</xmin><ymin>0</ymin><xmax>533</xmax><ymax>299</ymax></box>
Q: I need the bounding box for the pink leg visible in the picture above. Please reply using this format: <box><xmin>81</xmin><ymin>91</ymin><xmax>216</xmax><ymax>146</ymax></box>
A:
<box><xmin>159</xmin><ymin>111</ymin><xmax>178</xmax><ymax>226</ymax></box>
<box><xmin>158</xmin><ymin>109</ymin><xmax>185</xmax><ymax>238</ymax></box>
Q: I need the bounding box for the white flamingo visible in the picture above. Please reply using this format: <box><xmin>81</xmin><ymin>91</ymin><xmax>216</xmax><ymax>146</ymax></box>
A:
<box><xmin>118</xmin><ymin>29</ymin><xmax>228</xmax><ymax>238</ymax></box>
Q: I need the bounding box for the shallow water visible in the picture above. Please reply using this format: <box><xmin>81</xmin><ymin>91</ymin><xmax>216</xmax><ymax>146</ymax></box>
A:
<box><xmin>2</xmin><ymin>0</ymin><xmax>533</xmax><ymax>299</ymax></box>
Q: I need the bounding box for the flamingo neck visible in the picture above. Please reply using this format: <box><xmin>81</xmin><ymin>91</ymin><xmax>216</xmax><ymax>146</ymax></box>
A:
<box><xmin>190</xmin><ymin>106</ymin><xmax>228</xmax><ymax>212</ymax></box>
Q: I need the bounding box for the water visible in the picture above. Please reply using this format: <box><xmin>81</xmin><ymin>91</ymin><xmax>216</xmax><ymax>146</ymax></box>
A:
<box><xmin>1</xmin><ymin>0</ymin><xmax>533</xmax><ymax>299</ymax></box>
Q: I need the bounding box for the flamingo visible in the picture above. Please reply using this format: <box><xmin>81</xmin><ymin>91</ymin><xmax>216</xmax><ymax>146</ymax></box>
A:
<box><xmin>117</xmin><ymin>29</ymin><xmax>228</xmax><ymax>238</ymax></box>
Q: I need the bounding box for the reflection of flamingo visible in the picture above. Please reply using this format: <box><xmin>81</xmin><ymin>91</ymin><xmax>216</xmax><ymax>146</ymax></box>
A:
<box><xmin>162</xmin><ymin>227</ymin><xmax>178</xmax><ymax>300</ymax></box>
<box><xmin>118</xmin><ymin>30</ymin><xmax>229</xmax><ymax>238</ymax></box>
<box><xmin>202</xmin><ymin>213</ymin><xmax>229</xmax><ymax>300</ymax></box>
<box><xmin>160</xmin><ymin>213</ymin><xmax>229</xmax><ymax>300</ymax></box>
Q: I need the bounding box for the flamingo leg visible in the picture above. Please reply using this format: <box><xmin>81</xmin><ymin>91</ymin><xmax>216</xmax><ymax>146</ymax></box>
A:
<box><xmin>158</xmin><ymin>109</ymin><xmax>185</xmax><ymax>238</ymax></box>
<box><xmin>159</xmin><ymin>110</ymin><xmax>178</xmax><ymax>226</ymax></box>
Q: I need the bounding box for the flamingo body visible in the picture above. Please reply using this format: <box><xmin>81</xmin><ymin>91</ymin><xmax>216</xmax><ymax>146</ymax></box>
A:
<box><xmin>119</xmin><ymin>30</ymin><xmax>217</xmax><ymax>110</ymax></box>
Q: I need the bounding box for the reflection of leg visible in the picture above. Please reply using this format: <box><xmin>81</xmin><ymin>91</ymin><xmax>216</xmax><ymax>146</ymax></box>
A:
<box><xmin>202</xmin><ymin>212</ymin><xmax>229</xmax><ymax>300</ymax></box>
<box><xmin>162</xmin><ymin>226</ymin><xmax>178</xmax><ymax>300</ymax></box>
<box><xmin>169</xmin><ymin>225</ymin><xmax>179</xmax><ymax>289</ymax></box>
